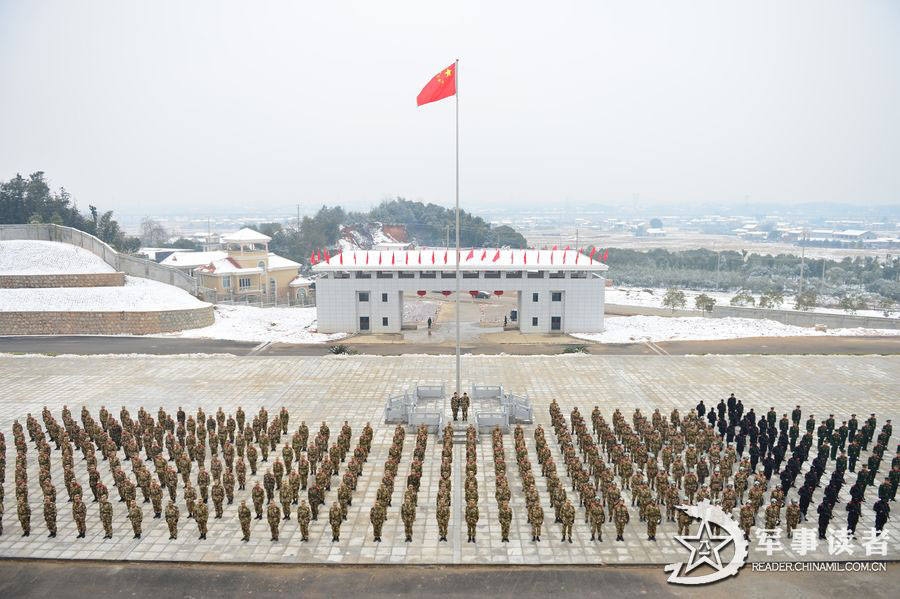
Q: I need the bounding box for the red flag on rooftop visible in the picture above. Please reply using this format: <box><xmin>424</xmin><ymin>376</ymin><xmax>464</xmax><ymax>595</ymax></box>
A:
<box><xmin>365</xmin><ymin>252</ymin><xmax>369</xmax><ymax>265</ymax></box>
<box><xmin>480</xmin><ymin>249</ymin><xmax>487</xmax><ymax>261</ymax></box>
<box><xmin>324</xmin><ymin>248</ymin><xmax>330</xmax><ymax>262</ymax></box>
<box><xmin>492</xmin><ymin>249</ymin><xmax>500</xmax><ymax>262</ymax></box>
<box><xmin>405</xmin><ymin>253</ymin><xmax>409</xmax><ymax>265</ymax></box>
<box><xmin>431</xmin><ymin>251</ymin><xmax>435</xmax><ymax>264</ymax></box>
<box><xmin>392</xmin><ymin>253</ymin><xmax>395</xmax><ymax>265</ymax></box>
<box><xmin>443</xmin><ymin>249</ymin><xmax>448</xmax><ymax>264</ymax></box>
<box><xmin>588</xmin><ymin>247</ymin><xmax>596</xmax><ymax>260</ymax></box>
<box><xmin>310</xmin><ymin>251</ymin><xmax>316</xmax><ymax>264</ymax></box>
<box><xmin>339</xmin><ymin>252</ymin><xmax>343</xmax><ymax>265</ymax></box>
<box><xmin>552</xmin><ymin>245</ymin><xmax>557</xmax><ymax>251</ymax></box>
<box><xmin>418</xmin><ymin>251</ymin><xmax>422</xmax><ymax>264</ymax></box>
<box><xmin>416</xmin><ymin>63</ymin><xmax>457</xmax><ymax>107</ymax></box>
<box><xmin>465</xmin><ymin>249</ymin><xmax>474</xmax><ymax>261</ymax></box>
<box><xmin>603</xmin><ymin>249</ymin><xmax>608</xmax><ymax>261</ymax></box>
<box><xmin>524</xmin><ymin>251</ymin><xmax>527</xmax><ymax>265</ymax></box>
<box><xmin>378</xmin><ymin>253</ymin><xmax>382</xmax><ymax>265</ymax></box>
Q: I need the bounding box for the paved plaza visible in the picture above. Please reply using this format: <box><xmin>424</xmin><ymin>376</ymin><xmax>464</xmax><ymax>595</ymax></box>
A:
<box><xmin>0</xmin><ymin>353</ymin><xmax>897</xmax><ymax>565</ymax></box>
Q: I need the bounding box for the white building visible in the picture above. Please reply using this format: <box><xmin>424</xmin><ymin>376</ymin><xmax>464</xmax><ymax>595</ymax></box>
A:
<box><xmin>312</xmin><ymin>248</ymin><xmax>608</xmax><ymax>334</ymax></box>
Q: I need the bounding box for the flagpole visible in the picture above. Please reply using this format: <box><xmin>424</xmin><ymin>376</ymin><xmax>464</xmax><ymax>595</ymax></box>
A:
<box><xmin>454</xmin><ymin>58</ymin><xmax>461</xmax><ymax>399</ymax></box>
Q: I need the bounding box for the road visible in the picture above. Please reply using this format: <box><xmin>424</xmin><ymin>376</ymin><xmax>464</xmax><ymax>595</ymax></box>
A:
<box><xmin>0</xmin><ymin>560</ymin><xmax>895</xmax><ymax>599</ymax></box>
<box><xmin>0</xmin><ymin>334</ymin><xmax>899</xmax><ymax>356</ymax></box>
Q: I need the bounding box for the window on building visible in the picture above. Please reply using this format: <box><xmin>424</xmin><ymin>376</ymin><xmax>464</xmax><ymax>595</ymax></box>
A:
<box><xmin>441</xmin><ymin>272</ymin><xmax>456</xmax><ymax>279</ymax></box>
<box><xmin>239</xmin><ymin>277</ymin><xmax>252</xmax><ymax>289</ymax></box>
<box><xmin>420</xmin><ymin>271</ymin><xmax>436</xmax><ymax>279</ymax></box>
<box><xmin>532</xmin><ymin>317</ymin><xmax>538</xmax><ymax>326</ymax></box>
<box><xmin>222</xmin><ymin>277</ymin><xmax>230</xmax><ymax>289</ymax></box>
<box><xmin>549</xmin><ymin>271</ymin><xmax>564</xmax><ymax>279</ymax></box>
<box><xmin>484</xmin><ymin>270</ymin><xmax>501</xmax><ymax>279</ymax></box>
<box><xmin>570</xmin><ymin>271</ymin><xmax>587</xmax><ymax>279</ymax></box>
<box><xmin>532</xmin><ymin>292</ymin><xmax>539</xmax><ymax>302</ymax></box>
<box><xmin>355</xmin><ymin>272</ymin><xmax>371</xmax><ymax>279</ymax></box>
<box><xmin>376</xmin><ymin>271</ymin><xmax>393</xmax><ymax>279</ymax></box>
<box><xmin>381</xmin><ymin>293</ymin><xmax>388</xmax><ymax>302</ymax></box>
<box><xmin>382</xmin><ymin>317</ymin><xmax>388</xmax><ymax>327</ymax></box>
<box><xmin>398</xmin><ymin>271</ymin><xmax>415</xmax><ymax>279</ymax></box>
<box><xmin>258</xmin><ymin>260</ymin><xmax>266</xmax><ymax>269</ymax></box>
<box><xmin>527</xmin><ymin>271</ymin><xmax>544</xmax><ymax>279</ymax></box>
<box><xmin>358</xmin><ymin>292</ymin><xmax>369</xmax><ymax>302</ymax></box>
<box><xmin>552</xmin><ymin>292</ymin><xmax>562</xmax><ymax>302</ymax></box>
<box><xmin>462</xmin><ymin>271</ymin><xmax>479</xmax><ymax>279</ymax></box>
<box><xmin>505</xmin><ymin>270</ymin><xmax>522</xmax><ymax>278</ymax></box>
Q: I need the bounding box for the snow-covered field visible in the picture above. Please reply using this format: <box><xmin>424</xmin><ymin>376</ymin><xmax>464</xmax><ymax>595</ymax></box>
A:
<box><xmin>0</xmin><ymin>240</ymin><xmax>115</xmax><ymax>274</ymax></box>
<box><xmin>403</xmin><ymin>300</ymin><xmax>439</xmax><ymax>323</ymax></box>
<box><xmin>160</xmin><ymin>304</ymin><xmax>346</xmax><ymax>344</ymax></box>
<box><xmin>573</xmin><ymin>315</ymin><xmax>900</xmax><ymax>344</ymax></box>
<box><xmin>0</xmin><ymin>276</ymin><xmax>208</xmax><ymax>311</ymax></box>
<box><xmin>605</xmin><ymin>286</ymin><xmax>893</xmax><ymax>318</ymax></box>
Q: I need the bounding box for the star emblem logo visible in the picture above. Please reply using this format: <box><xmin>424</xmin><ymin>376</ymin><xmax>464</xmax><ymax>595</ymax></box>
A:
<box><xmin>674</xmin><ymin>517</ymin><xmax>732</xmax><ymax>574</ymax></box>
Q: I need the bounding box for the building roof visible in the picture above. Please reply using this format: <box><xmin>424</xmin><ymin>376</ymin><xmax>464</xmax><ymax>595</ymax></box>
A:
<box><xmin>222</xmin><ymin>227</ymin><xmax>271</xmax><ymax>244</ymax></box>
<box><xmin>312</xmin><ymin>248</ymin><xmax>608</xmax><ymax>273</ymax></box>
<box><xmin>196</xmin><ymin>257</ymin><xmax>263</xmax><ymax>275</ymax></box>
<box><xmin>267</xmin><ymin>253</ymin><xmax>302</xmax><ymax>270</ymax></box>
<box><xmin>160</xmin><ymin>250</ymin><xmax>228</xmax><ymax>268</ymax></box>
<box><xmin>289</xmin><ymin>276</ymin><xmax>313</xmax><ymax>287</ymax></box>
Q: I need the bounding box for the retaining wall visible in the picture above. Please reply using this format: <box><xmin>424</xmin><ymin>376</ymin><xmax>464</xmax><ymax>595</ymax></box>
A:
<box><xmin>0</xmin><ymin>224</ymin><xmax>196</xmax><ymax>293</ymax></box>
<box><xmin>0</xmin><ymin>272</ymin><xmax>125</xmax><ymax>289</ymax></box>
<box><xmin>0</xmin><ymin>305</ymin><xmax>214</xmax><ymax>335</ymax></box>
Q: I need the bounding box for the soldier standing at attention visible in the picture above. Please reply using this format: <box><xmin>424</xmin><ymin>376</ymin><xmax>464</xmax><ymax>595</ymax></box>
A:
<box><xmin>165</xmin><ymin>500</ymin><xmax>179</xmax><ymax>540</ymax></box>
<box><xmin>645</xmin><ymin>501</ymin><xmax>661</xmax><ymax>541</ymax></box>
<box><xmin>401</xmin><ymin>499</ymin><xmax>416</xmax><ymax>542</ymax></box>
<box><xmin>43</xmin><ymin>498</ymin><xmax>57</xmax><ymax>538</ymax></box>
<box><xmin>461</xmin><ymin>393</ymin><xmax>471</xmax><ymax>422</ymax></box>
<box><xmin>297</xmin><ymin>499</ymin><xmax>311</xmax><ymax>542</ymax></box>
<box><xmin>18</xmin><ymin>497</ymin><xmax>31</xmax><ymax>536</ymax></box>
<box><xmin>73</xmin><ymin>497</ymin><xmax>87</xmax><ymax>538</ymax></box>
<box><xmin>560</xmin><ymin>499</ymin><xmax>575</xmax><ymax>543</ymax></box>
<box><xmin>252</xmin><ymin>481</ymin><xmax>264</xmax><ymax>520</ymax></box>
<box><xmin>499</xmin><ymin>501</ymin><xmax>512</xmax><ymax>542</ymax></box>
<box><xmin>371</xmin><ymin>500</ymin><xmax>386</xmax><ymax>542</ymax></box>
<box><xmin>588</xmin><ymin>497</ymin><xmax>605</xmax><ymax>541</ymax></box>
<box><xmin>267</xmin><ymin>501</ymin><xmax>281</xmax><ymax>541</ymax></box>
<box><xmin>465</xmin><ymin>499</ymin><xmax>479</xmax><ymax>542</ymax></box>
<box><xmin>238</xmin><ymin>500</ymin><xmax>252</xmax><ymax>542</ymax></box>
<box><xmin>280</xmin><ymin>478</ymin><xmax>293</xmax><ymax>520</ymax></box>
<box><xmin>613</xmin><ymin>499</ymin><xmax>629</xmax><ymax>542</ymax></box>
<box><xmin>677</xmin><ymin>503</ymin><xmax>692</xmax><ymax>536</ymax></box>
<box><xmin>437</xmin><ymin>499</ymin><xmax>450</xmax><ymax>542</ymax></box>
<box><xmin>99</xmin><ymin>498</ymin><xmax>113</xmax><ymax>539</ymax></box>
<box><xmin>739</xmin><ymin>502</ymin><xmax>754</xmax><ymax>540</ymax></box>
<box><xmin>329</xmin><ymin>501</ymin><xmax>343</xmax><ymax>542</ymax></box>
<box><xmin>127</xmin><ymin>500</ymin><xmax>142</xmax><ymax>539</ymax></box>
<box><xmin>451</xmin><ymin>393</ymin><xmax>460</xmax><ymax>421</ymax></box>
<box><xmin>785</xmin><ymin>500</ymin><xmax>801</xmax><ymax>538</ymax></box>
<box><xmin>211</xmin><ymin>481</ymin><xmax>225</xmax><ymax>519</ymax></box>
<box><xmin>530</xmin><ymin>501</ymin><xmax>544</xmax><ymax>542</ymax></box>
<box><xmin>194</xmin><ymin>500</ymin><xmax>209</xmax><ymax>540</ymax></box>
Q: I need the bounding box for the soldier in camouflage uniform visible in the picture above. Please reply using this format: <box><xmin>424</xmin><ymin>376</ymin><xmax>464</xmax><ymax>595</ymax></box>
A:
<box><xmin>451</xmin><ymin>392</ymin><xmax>460</xmax><ymax>421</ymax></box>
<box><xmin>529</xmin><ymin>501</ymin><xmax>544</xmax><ymax>542</ymax></box>
<box><xmin>238</xmin><ymin>500</ymin><xmax>251</xmax><ymax>541</ymax></box>
<box><xmin>370</xmin><ymin>500</ymin><xmax>386</xmax><ymax>542</ymax></box>
<box><xmin>279</xmin><ymin>478</ymin><xmax>293</xmax><ymax>520</ymax></box>
<box><xmin>613</xmin><ymin>499</ymin><xmax>629</xmax><ymax>541</ymax></box>
<box><xmin>645</xmin><ymin>501</ymin><xmax>661</xmax><ymax>541</ymax></box>
<box><xmin>194</xmin><ymin>500</ymin><xmax>209</xmax><ymax>540</ymax></box>
<box><xmin>18</xmin><ymin>497</ymin><xmax>32</xmax><ymax>535</ymax></box>
<box><xmin>560</xmin><ymin>499</ymin><xmax>575</xmax><ymax>543</ymax></box>
<box><xmin>764</xmin><ymin>498</ymin><xmax>780</xmax><ymax>530</ymax></box>
<box><xmin>329</xmin><ymin>501</ymin><xmax>343</xmax><ymax>542</ymax></box>
<box><xmin>127</xmin><ymin>500</ymin><xmax>142</xmax><ymax>539</ymax></box>
<box><xmin>252</xmin><ymin>481</ymin><xmax>264</xmax><ymax>520</ymax></box>
<box><xmin>211</xmin><ymin>481</ymin><xmax>225</xmax><ymax>519</ymax></box>
<box><xmin>165</xmin><ymin>500</ymin><xmax>179</xmax><ymax>540</ymax></box>
<box><xmin>739</xmin><ymin>502</ymin><xmax>754</xmax><ymax>540</ymax></box>
<box><xmin>677</xmin><ymin>503</ymin><xmax>692</xmax><ymax>535</ymax></box>
<box><xmin>267</xmin><ymin>501</ymin><xmax>281</xmax><ymax>541</ymax></box>
<box><xmin>297</xmin><ymin>499</ymin><xmax>311</xmax><ymax>542</ymax></box>
<box><xmin>588</xmin><ymin>496</ymin><xmax>605</xmax><ymax>541</ymax></box>
<box><xmin>465</xmin><ymin>499</ymin><xmax>479</xmax><ymax>542</ymax></box>
<box><xmin>73</xmin><ymin>497</ymin><xmax>87</xmax><ymax>538</ymax></box>
<box><xmin>401</xmin><ymin>499</ymin><xmax>416</xmax><ymax>542</ymax></box>
<box><xmin>499</xmin><ymin>501</ymin><xmax>512</xmax><ymax>542</ymax></box>
<box><xmin>43</xmin><ymin>498</ymin><xmax>57</xmax><ymax>538</ymax></box>
<box><xmin>99</xmin><ymin>498</ymin><xmax>113</xmax><ymax>538</ymax></box>
<box><xmin>461</xmin><ymin>393</ymin><xmax>470</xmax><ymax>421</ymax></box>
<box><xmin>785</xmin><ymin>500</ymin><xmax>801</xmax><ymax>538</ymax></box>
<box><xmin>437</xmin><ymin>496</ymin><xmax>450</xmax><ymax>541</ymax></box>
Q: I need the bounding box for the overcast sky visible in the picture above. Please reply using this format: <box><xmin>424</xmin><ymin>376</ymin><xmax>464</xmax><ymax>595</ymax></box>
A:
<box><xmin>1</xmin><ymin>0</ymin><xmax>898</xmax><ymax>218</ymax></box>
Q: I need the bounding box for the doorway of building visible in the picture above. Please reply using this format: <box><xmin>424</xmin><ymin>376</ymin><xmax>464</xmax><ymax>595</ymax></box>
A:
<box><xmin>551</xmin><ymin>316</ymin><xmax>562</xmax><ymax>331</ymax></box>
<box><xmin>359</xmin><ymin>316</ymin><xmax>370</xmax><ymax>331</ymax></box>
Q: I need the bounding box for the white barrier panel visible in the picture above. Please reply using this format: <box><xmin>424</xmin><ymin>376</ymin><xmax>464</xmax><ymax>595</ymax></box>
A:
<box><xmin>476</xmin><ymin>411</ymin><xmax>509</xmax><ymax>433</ymax></box>
<box><xmin>472</xmin><ymin>384</ymin><xmax>503</xmax><ymax>399</ymax></box>
<box><xmin>408</xmin><ymin>409</ymin><xmax>443</xmax><ymax>433</ymax></box>
<box><xmin>415</xmin><ymin>384</ymin><xmax>445</xmax><ymax>400</ymax></box>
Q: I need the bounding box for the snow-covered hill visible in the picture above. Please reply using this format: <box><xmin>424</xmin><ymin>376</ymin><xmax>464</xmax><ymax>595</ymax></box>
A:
<box><xmin>0</xmin><ymin>240</ymin><xmax>114</xmax><ymax>274</ymax></box>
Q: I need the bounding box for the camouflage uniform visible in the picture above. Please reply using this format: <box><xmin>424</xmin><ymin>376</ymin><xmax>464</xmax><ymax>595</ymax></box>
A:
<box><xmin>127</xmin><ymin>501</ymin><xmax>142</xmax><ymax>538</ymax></box>
<box><xmin>465</xmin><ymin>500</ymin><xmax>479</xmax><ymax>542</ymax></box>
<box><xmin>252</xmin><ymin>482</ymin><xmax>265</xmax><ymax>519</ymax></box>
<box><xmin>99</xmin><ymin>499</ymin><xmax>113</xmax><ymax>538</ymax></box>
<box><xmin>267</xmin><ymin>502</ymin><xmax>281</xmax><ymax>541</ymax></box>
<box><xmin>436</xmin><ymin>500</ymin><xmax>450</xmax><ymax>541</ymax></box>
<box><xmin>785</xmin><ymin>501</ymin><xmax>801</xmax><ymax>538</ymax></box>
<box><xmin>645</xmin><ymin>502</ymin><xmax>661</xmax><ymax>540</ymax></box>
<box><xmin>296</xmin><ymin>500</ymin><xmax>311</xmax><ymax>541</ymax></box>
<box><xmin>588</xmin><ymin>498</ymin><xmax>605</xmax><ymax>541</ymax></box>
<box><xmin>613</xmin><ymin>501</ymin><xmax>629</xmax><ymax>541</ymax></box>
<box><xmin>739</xmin><ymin>503</ymin><xmax>754</xmax><ymax>539</ymax></box>
<box><xmin>212</xmin><ymin>482</ymin><xmax>225</xmax><ymax>519</ymax></box>
<box><xmin>499</xmin><ymin>501</ymin><xmax>512</xmax><ymax>542</ymax></box>
<box><xmin>560</xmin><ymin>499</ymin><xmax>575</xmax><ymax>542</ymax></box>
<box><xmin>72</xmin><ymin>498</ymin><xmax>86</xmax><ymax>537</ymax></box>
<box><xmin>165</xmin><ymin>501</ymin><xmax>179</xmax><ymax>539</ymax></box>
<box><xmin>238</xmin><ymin>500</ymin><xmax>252</xmax><ymax>541</ymax></box>
<box><xmin>329</xmin><ymin>501</ymin><xmax>343</xmax><ymax>542</ymax></box>
<box><xmin>370</xmin><ymin>501</ymin><xmax>386</xmax><ymax>542</ymax></box>
<box><xmin>529</xmin><ymin>502</ymin><xmax>544</xmax><ymax>541</ymax></box>
<box><xmin>195</xmin><ymin>501</ymin><xmax>209</xmax><ymax>539</ymax></box>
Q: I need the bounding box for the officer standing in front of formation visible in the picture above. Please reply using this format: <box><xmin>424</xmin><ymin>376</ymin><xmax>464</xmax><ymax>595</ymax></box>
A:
<box><xmin>461</xmin><ymin>393</ymin><xmax>471</xmax><ymax>422</ymax></box>
<box><xmin>451</xmin><ymin>393</ymin><xmax>460</xmax><ymax>422</ymax></box>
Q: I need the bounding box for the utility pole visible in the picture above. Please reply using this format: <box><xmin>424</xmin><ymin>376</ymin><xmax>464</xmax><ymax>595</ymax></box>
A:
<box><xmin>715</xmin><ymin>250</ymin><xmax>721</xmax><ymax>291</ymax></box>
<box><xmin>446</xmin><ymin>225</ymin><xmax>449</xmax><ymax>248</ymax></box>
<box><xmin>575</xmin><ymin>227</ymin><xmax>579</xmax><ymax>250</ymax></box>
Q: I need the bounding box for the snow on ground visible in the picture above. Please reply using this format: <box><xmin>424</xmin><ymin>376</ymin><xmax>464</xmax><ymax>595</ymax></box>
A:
<box><xmin>160</xmin><ymin>304</ymin><xmax>346</xmax><ymax>344</ymax></box>
<box><xmin>604</xmin><ymin>286</ymin><xmax>894</xmax><ymax>318</ymax></box>
<box><xmin>0</xmin><ymin>276</ymin><xmax>208</xmax><ymax>311</ymax></box>
<box><xmin>0</xmin><ymin>240</ymin><xmax>115</xmax><ymax>274</ymax></box>
<box><xmin>573</xmin><ymin>315</ymin><xmax>900</xmax><ymax>344</ymax></box>
<box><xmin>403</xmin><ymin>300</ymin><xmax>439</xmax><ymax>323</ymax></box>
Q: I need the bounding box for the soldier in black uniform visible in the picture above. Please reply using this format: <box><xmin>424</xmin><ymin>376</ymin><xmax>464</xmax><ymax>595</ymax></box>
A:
<box><xmin>846</xmin><ymin>497</ymin><xmax>862</xmax><ymax>538</ymax></box>
<box><xmin>874</xmin><ymin>497</ymin><xmax>890</xmax><ymax>532</ymax></box>
<box><xmin>817</xmin><ymin>499</ymin><xmax>834</xmax><ymax>540</ymax></box>
<box><xmin>798</xmin><ymin>482</ymin><xmax>814</xmax><ymax>520</ymax></box>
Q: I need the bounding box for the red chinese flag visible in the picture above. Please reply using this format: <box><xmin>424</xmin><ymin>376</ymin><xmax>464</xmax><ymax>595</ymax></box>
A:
<box><xmin>310</xmin><ymin>251</ymin><xmax>316</xmax><ymax>264</ymax></box>
<box><xmin>443</xmin><ymin>249</ymin><xmax>448</xmax><ymax>264</ymax></box>
<box><xmin>431</xmin><ymin>251</ymin><xmax>435</xmax><ymax>264</ymax></box>
<box><xmin>603</xmin><ymin>249</ymin><xmax>608</xmax><ymax>261</ymax></box>
<box><xmin>405</xmin><ymin>253</ymin><xmax>409</xmax><ymax>265</ymax></box>
<box><xmin>589</xmin><ymin>247</ymin><xmax>596</xmax><ymax>260</ymax></box>
<box><xmin>324</xmin><ymin>248</ymin><xmax>330</xmax><ymax>261</ymax></box>
<box><xmin>339</xmin><ymin>252</ymin><xmax>343</xmax><ymax>265</ymax></box>
<box><xmin>492</xmin><ymin>250</ymin><xmax>500</xmax><ymax>263</ymax></box>
<box><xmin>418</xmin><ymin>251</ymin><xmax>422</xmax><ymax>264</ymax></box>
<box><xmin>417</xmin><ymin>63</ymin><xmax>456</xmax><ymax>106</ymax></box>
<box><xmin>552</xmin><ymin>245</ymin><xmax>557</xmax><ymax>251</ymax></box>
<box><xmin>392</xmin><ymin>253</ymin><xmax>395</xmax><ymax>265</ymax></box>
<box><xmin>379</xmin><ymin>253</ymin><xmax>382</xmax><ymax>265</ymax></box>
<box><xmin>353</xmin><ymin>252</ymin><xmax>357</xmax><ymax>264</ymax></box>
<box><xmin>524</xmin><ymin>252</ymin><xmax>527</xmax><ymax>265</ymax></box>
<box><xmin>480</xmin><ymin>249</ymin><xmax>487</xmax><ymax>261</ymax></box>
<box><xmin>365</xmin><ymin>252</ymin><xmax>369</xmax><ymax>265</ymax></box>
<box><xmin>465</xmin><ymin>249</ymin><xmax>474</xmax><ymax>261</ymax></box>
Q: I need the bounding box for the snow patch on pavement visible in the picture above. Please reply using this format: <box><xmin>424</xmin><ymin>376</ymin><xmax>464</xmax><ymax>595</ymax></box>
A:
<box><xmin>0</xmin><ymin>276</ymin><xmax>208</xmax><ymax>311</ymax></box>
<box><xmin>158</xmin><ymin>304</ymin><xmax>347</xmax><ymax>344</ymax></box>
<box><xmin>573</xmin><ymin>315</ymin><xmax>900</xmax><ymax>344</ymax></box>
<box><xmin>0</xmin><ymin>240</ymin><xmax>115</xmax><ymax>274</ymax></box>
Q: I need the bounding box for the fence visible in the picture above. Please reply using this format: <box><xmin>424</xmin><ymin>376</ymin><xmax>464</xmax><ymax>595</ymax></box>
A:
<box><xmin>198</xmin><ymin>288</ymin><xmax>316</xmax><ymax>308</ymax></box>
<box><xmin>0</xmin><ymin>224</ymin><xmax>196</xmax><ymax>294</ymax></box>
<box><xmin>605</xmin><ymin>302</ymin><xmax>900</xmax><ymax>331</ymax></box>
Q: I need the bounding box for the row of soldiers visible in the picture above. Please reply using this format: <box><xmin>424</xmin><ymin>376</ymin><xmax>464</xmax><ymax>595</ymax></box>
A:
<box><xmin>463</xmin><ymin>426</ymin><xmax>479</xmax><ymax>542</ymax></box>
<box><xmin>369</xmin><ymin>425</ymin><xmax>406</xmax><ymax>542</ymax></box>
<box><xmin>399</xmin><ymin>426</ymin><xmax>429</xmax><ymax>542</ymax></box>
<box><xmin>490</xmin><ymin>428</ymin><xmax>513</xmax><ymax>542</ymax></box>
<box><xmin>435</xmin><ymin>424</ymin><xmax>453</xmax><ymax>541</ymax></box>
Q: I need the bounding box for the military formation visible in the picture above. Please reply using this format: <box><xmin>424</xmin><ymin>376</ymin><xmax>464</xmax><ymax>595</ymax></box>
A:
<box><xmin>0</xmin><ymin>396</ymin><xmax>895</xmax><ymax>551</ymax></box>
